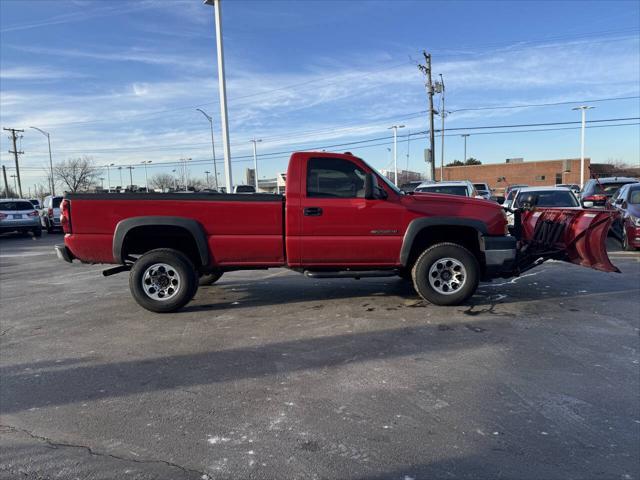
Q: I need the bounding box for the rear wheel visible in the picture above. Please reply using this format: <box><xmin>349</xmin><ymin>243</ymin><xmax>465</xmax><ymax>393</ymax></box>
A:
<box><xmin>129</xmin><ymin>248</ymin><xmax>199</xmax><ymax>313</ymax></box>
<box><xmin>411</xmin><ymin>242</ymin><xmax>479</xmax><ymax>306</ymax></box>
<box><xmin>199</xmin><ymin>271</ymin><xmax>223</xmax><ymax>286</ymax></box>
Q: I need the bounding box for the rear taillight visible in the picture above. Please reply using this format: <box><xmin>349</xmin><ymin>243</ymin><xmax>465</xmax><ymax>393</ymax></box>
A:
<box><xmin>28</xmin><ymin>210</ymin><xmax>38</xmax><ymax>217</ymax></box>
<box><xmin>60</xmin><ymin>199</ymin><xmax>71</xmax><ymax>233</ymax></box>
<box><xmin>48</xmin><ymin>207</ymin><xmax>53</xmax><ymax>217</ymax></box>
<box><xmin>0</xmin><ymin>212</ymin><xmax>6</xmax><ymax>220</ymax></box>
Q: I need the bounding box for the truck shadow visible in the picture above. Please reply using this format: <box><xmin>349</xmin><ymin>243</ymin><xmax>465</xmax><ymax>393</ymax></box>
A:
<box><xmin>0</xmin><ymin>321</ymin><xmax>502</xmax><ymax>414</ymax></box>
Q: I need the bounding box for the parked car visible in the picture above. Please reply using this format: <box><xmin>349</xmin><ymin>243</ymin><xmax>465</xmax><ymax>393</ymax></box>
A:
<box><xmin>414</xmin><ymin>180</ymin><xmax>482</xmax><ymax>198</ymax></box>
<box><xmin>472</xmin><ymin>183</ymin><xmax>492</xmax><ymax>200</ymax></box>
<box><xmin>400</xmin><ymin>181</ymin><xmax>425</xmax><ymax>193</ymax></box>
<box><xmin>556</xmin><ymin>184</ymin><xmax>580</xmax><ymax>195</ymax></box>
<box><xmin>42</xmin><ymin>195</ymin><xmax>63</xmax><ymax>232</ymax></box>
<box><xmin>504</xmin><ymin>187</ymin><xmax>579</xmax><ymax>225</ymax></box>
<box><xmin>29</xmin><ymin>198</ymin><xmax>41</xmax><ymax>209</ymax></box>
<box><xmin>610</xmin><ymin>182</ymin><xmax>640</xmax><ymax>250</ymax></box>
<box><xmin>234</xmin><ymin>185</ymin><xmax>256</xmax><ymax>193</ymax></box>
<box><xmin>0</xmin><ymin>199</ymin><xmax>42</xmax><ymax>236</ymax></box>
<box><xmin>56</xmin><ymin>151</ymin><xmax>618</xmax><ymax>313</ymax></box>
<box><xmin>504</xmin><ymin>184</ymin><xmax>528</xmax><ymax>199</ymax></box>
<box><xmin>580</xmin><ymin>177</ymin><xmax>639</xmax><ymax>208</ymax></box>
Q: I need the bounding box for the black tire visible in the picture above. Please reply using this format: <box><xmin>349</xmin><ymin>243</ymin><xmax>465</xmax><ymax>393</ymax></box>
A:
<box><xmin>33</xmin><ymin>227</ymin><xmax>42</xmax><ymax>238</ymax></box>
<box><xmin>199</xmin><ymin>271</ymin><xmax>223</xmax><ymax>286</ymax></box>
<box><xmin>622</xmin><ymin>228</ymin><xmax>636</xmax><ymax>251</ymax></box>
<box><xmin>129</xmin><ymin>248</ymin><xmax>199</xmax><ymax>313</ymax></box>
<box><xmin>46</xmin><ymin>219</ymin><xmax>54</xmax><ymax>234</ymax></box>
<box><xmin>411</xmin><ymin>242</ymin><xmax>480</xmax><ymax>306</ymax></box>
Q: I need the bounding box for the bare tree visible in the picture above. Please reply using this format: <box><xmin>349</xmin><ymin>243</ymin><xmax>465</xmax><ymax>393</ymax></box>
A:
<box><xmin>0</xmin><ymin>186</ymin><xmax>17</xmax><ymax>198</ymax></box>
<box><xmin>606</xmin><ymin>158</ymin><xmax>630</xmax><ymax>170</ymax></box>
<box><xmin>54</xmin><ymin>156</ymin><xmax>99</xmax><ymax>192</ymax></box>
<box><xmin>150</xmin><ymin>173</ymin><xmax>175</xmax><ymax>192</ymax></box>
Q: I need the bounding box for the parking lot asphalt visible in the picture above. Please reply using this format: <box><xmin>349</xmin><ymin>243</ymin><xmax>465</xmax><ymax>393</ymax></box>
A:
<box><xmin>1</xmin><ymin>232</ymin><xmax>639</xmax><ymax>480</ymax></box>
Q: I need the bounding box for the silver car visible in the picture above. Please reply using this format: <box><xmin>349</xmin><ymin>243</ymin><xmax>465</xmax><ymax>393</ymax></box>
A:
<box><xmin>0</xmin><ymin>199</ymin><xmax>42</xmax><ymax>236</ymax></box>
<box><xmin>42</xmin><ymin>195</ymin><xmax>63</xmax><ymax>232</ymax></box>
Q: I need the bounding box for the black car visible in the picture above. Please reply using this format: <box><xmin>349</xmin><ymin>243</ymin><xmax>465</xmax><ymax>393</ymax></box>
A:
<box><xmin>580</xmin><ymin>177</ymin><xmax>639</xmax><ymax>207</ymax></box>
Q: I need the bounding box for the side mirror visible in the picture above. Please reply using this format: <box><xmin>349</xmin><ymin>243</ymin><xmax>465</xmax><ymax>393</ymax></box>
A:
<box><xmin>582</xmin><ymin>200</ymin><xmax>594</xmax><ymax>208</ymax></box>
<box><xmin>622</xmin><ymin>201</ymin><xmax>628</xmax><ymax>209</ymax></box>
<box><xmin>364</xmin><ymin>173</ymin><xmax>388</xmax><ymax>200</ymax></box>
<box><xmin>614</xmin><ymin>198</ymin><xmax>623</xmax><ymax>205</ymax></box>
<box><xmin>364</xmin><ymin>172</ymin><xmax>376</xmax><ymax>199</ymax></box>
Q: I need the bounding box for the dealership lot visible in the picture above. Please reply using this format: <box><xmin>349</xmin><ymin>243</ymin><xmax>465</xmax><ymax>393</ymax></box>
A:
<box><xmin>1</xmin><ymin>233</ymin><xmax>639</xmax><ymax>479</ymax></box>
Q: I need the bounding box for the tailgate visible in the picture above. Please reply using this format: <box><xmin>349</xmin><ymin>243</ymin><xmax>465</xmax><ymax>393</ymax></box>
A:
<box><xmin>519</xmin><ymin>208</ymin><xmax>619</xmax><ymax>273</ymax></box>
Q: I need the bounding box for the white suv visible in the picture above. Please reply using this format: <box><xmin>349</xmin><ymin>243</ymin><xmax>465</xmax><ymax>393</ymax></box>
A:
<box><xmin>42</xmin><ymin>195</ymin><xmax>63</xmax><ymax>233</ymax></box>
<box><xmin>414</xmin><ymin>180</ymin><xmax>482</xmax><ymax>198</ymax></box>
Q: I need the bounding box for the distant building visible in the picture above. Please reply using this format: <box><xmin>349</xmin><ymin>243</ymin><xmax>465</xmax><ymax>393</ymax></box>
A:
<box><xmin>380</xmin><ymin>169</ymin><xmax>424</xmax><ymax>186</ymax></box>
<box><xmin>435</xmin><ymin>158</ymin><xmax>590</xmax><ymax>193</ymax></box>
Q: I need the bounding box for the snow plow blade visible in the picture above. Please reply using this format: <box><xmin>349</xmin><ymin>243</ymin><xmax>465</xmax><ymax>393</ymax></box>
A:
<box><xmin>518</xmin><ymin>208</ymin><xmax>620</xmax><ymax>273</ymax></box>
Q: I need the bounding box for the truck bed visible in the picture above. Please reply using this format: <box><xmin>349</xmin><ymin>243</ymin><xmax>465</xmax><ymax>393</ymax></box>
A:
<box><xmin>65</xmin><ymin>193</ymin><xmax>285</xmax><ymax>266</ymax></box>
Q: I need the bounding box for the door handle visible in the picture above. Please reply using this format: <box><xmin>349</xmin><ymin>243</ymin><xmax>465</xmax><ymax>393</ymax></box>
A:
<box><xmin>304</xmin><ymin>207</ymin><xmax>323</xmax><ymax>216</ymax></box>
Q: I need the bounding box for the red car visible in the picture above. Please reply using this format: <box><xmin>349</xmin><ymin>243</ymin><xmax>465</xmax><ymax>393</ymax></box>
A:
<box><xmin>610</xmin><ymin>182</ymin><xmax>640</xmax><ymax>250</ymax></box>
<box><xmin>55</xmin><ymin>152</ymin><xmax>618</xmax><ymax>312</ymax></box>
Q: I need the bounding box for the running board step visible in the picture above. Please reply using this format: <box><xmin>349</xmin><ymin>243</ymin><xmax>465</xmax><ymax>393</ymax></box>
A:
<box><xmin>304</xmin><ymin>270</ymin><xmax>398</xmax><ymax>279</ymax></box>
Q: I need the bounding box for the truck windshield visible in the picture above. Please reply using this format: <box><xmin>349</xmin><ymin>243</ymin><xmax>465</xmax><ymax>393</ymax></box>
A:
<box><xmin>360</xmin><ymin>159</ymin><xmax>402</xmax><ymax>195</ymax></box>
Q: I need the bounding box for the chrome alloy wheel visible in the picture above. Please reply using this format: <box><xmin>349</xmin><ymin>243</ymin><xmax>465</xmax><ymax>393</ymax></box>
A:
<box><xmin>428</xmin><ymin>257</ymin><xmax>467</xmax><ymax>295</ymax></box>
<box><xmin>141</xmin><ymin>263</ymin><xmax>181</xmax><ymax>301</ymax></box>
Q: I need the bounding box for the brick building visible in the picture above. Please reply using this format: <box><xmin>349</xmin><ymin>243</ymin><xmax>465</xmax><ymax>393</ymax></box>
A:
<box><xmin>435</xmin><ymin>158</ymin><xmax>590</xmax><ymax>193</ymax></box>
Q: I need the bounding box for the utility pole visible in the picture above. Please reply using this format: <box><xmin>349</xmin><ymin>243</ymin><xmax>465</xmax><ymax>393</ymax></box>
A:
<box><xmin>436</xmin><ymin>74</ymin><xmax>446</xmax><ymax>181</ymax></box>
<box><xmin>141</xmin><ymin>161</ymin><xmax>152</xmax><ymax>192</ymax></box>
<box><xmin>572</xmin><ymin>105</ymin><xmax>595</xmax><ymax>188</ymax></box>
<box><xmin>126</xmin><ymin>166</ymin><xmax>135</xmax><ymax>191</ymax></box>
<box><xmin>461</xmin><ymin>134</ymin><xmax>470</xmax><ymax>162</ymax></box>
<box><xmin>4</xmin><ymin>128</ymin><xmax>24</xmax><ymax>197</ymax></box>
<box><xmin>205</xmin><ymin>0</ymin><xmax>233</xmax><ymax>193</ymax></box>
<box><xmin>105</xmin><ymin>163</ymin><xmax>114</xmax><ymax>192</ymax></box>
<box><xmin>388</xmin><ymin>125</ymin><xmax>405</xmax><ymax>185</ymax></box>
<box><xmin>196</xmin><ymin>108</ymin><xmax>220</xmax><ymax>190</ymax></box>
<box><xmin>2</xmin><ymin>165</ymin><xmax>9</xmax><ymax>197</ymax></box>
<box><xmin>417</xmin><ymin>52</ymin><xmax>436</xmax><ymax>181</ymax></box>
<box><xmin>30</xmin><ymin>127</ymin><xmax>55</xmax><ymax>196</ymax></box>
<box><xmin>250</xmin><ymin>138</ymin><xmax>262</xmax><ymax>190</ymax></box>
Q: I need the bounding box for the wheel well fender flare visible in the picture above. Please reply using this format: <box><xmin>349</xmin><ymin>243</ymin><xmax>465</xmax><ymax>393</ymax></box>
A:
<box><xmin>113</xmin><ymin>216</ymin><xmax>210</xmax><ymax>266</ymax></box>
<box><xmin>399</xmin><ymin>217</ymin><xmax>488</xmax><ymax>266</ymax></box>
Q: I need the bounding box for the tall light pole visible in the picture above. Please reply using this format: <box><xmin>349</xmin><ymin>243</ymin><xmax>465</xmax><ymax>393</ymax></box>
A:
<box><xmin>461</xmin><ymin>134</ymin><xmax>470</xmax><ymax>163</ymax></box>
<box><xmin>117</xmin><ymin>166</ymin><xmax>123</xmax><ymax>189</ymax></box>
<box><xmin>141</xmin><ymin>160</ymin><xmax>152</xmax><ymax>192</ymax></box>
<box><xmin>99</xmin><ymin>177</ymin><xmax>105</xmax><ymax>190</ymax></box>
<box><xmin>436</xmin><ymin>74</ymin><xmax>446</xmax><ymax>181</ymax></box>
<box><xmin>250</xmin><ymin>138</ymin><xmax>262</xmax><ymax>190</ymax></box>
<box><xmin>572</xmin><ymin>105</ymin><xmax>595</xmax><ymax>188</ymax></box>
<box><xmin>126</xmin><ymin>166</ymin><xmax>135</xmax><ymax>191</ymax></box>
<box><xmin>181</xmin><ymin>158</ymin><xmax>191</xmax><ymax>192</ymax></box>
<box><xmin>196</xmin><ymin>108</ymin><xmax>219</xmax><ymax>190</ymax></box>
<box><xmin>388</xmin><ymin>125</ymin><xmax>405</xmax><ymax>185</ymax></box>
<box><xmin>205</xmin><ymin>170</ymin><xmax>211</xmax><ymax>187</ymax></box>
<box><xmin>171</xmin><ymin>169</ymin><xmax>178</xmax><ymax>191</ymax></box>
<box><xmin>204</xmin><ymin>0</ymin><xmax>233</xmax><ymax>193</ymax></box>
<box><xmin>30</xmin><ymin>126</ymin><xmax>55</xmax><ymax>196</ymax></box>
<box><xmin>105</xmin><ymin>163</ymin><xmax>115</xmax><ymax>192</ymax></box>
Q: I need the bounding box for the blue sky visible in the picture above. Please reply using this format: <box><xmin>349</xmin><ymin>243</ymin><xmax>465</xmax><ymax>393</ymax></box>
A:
<box><xmin>1</xmin><ymin>0</ymin><xmax>639</xmax><ymax>191</ymax></box>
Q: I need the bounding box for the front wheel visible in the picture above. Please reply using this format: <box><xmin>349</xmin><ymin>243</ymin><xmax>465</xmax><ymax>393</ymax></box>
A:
<box><xmin>129</xmin><ymin>248</ymin><xmax>199</xmax><ymax>313</ymax></box>
<box><xmin>411</xmin><ymin>242</ymin><xmax>479</xmax><ymax>306</ymax></box>
<box><xmin>622</xmin><ymin>228</ymin><xmax>636</xmax><ymax>251</ymax></box>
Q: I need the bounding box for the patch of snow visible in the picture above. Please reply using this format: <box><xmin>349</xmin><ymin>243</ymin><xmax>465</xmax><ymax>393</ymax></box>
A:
<box><xmin>207</xmin><ymin>436</ymin><xmax>231</xmax><ymax>445</ymax></box>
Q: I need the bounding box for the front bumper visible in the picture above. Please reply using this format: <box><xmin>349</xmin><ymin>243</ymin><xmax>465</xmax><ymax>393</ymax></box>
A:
<box><xmin>55</xmin><ymin>243</ymin><xmax>75</xmax><ymax>263</ymax></box>
<box><xmin>481</xmin><ymin>235</ymin><xmax>517</xmax><ymax>278</ymax></box>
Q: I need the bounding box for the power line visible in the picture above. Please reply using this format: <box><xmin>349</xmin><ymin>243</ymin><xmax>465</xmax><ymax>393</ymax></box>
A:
<box><xmin>451</xmin><ymin>95</ymin><xmax>640</xmax><ymax>113</ymax></box>
<box><xmin>434</xmin><ymin>117</ymin><xmax>640</xmax><ymax>132</ymax></box>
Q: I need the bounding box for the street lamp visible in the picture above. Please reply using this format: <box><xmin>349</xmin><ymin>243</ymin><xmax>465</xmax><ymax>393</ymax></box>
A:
<box><xmin>250</xmin><ymin>138</ymin><xmax>262</xmax><ymax>190</ymax></box>
<box><xmin>461</xmin><ymin>134</ymin><xmax>470</xmax><ymax>163</ymax></box>
<box><xmin>99</xmin><ymin>177</ymin><xmax>105</xmax><ymax>190</ymax></box>
<box><xmin>117</xmin><ymin>166</ymin><xmax>123</xmax><ymax>190</ymax></box>
<box><xmin>204</xmin><ymin>0</ymin><xmax>233</xmax><ymax>193</ymax></box>
<box><xmin>196</xmin><ymin>108</ymin><xmax>219</xmax><ymax>191</ymax></box>
<box><xmin>171</xmin><ymin>169</ymin><xmax>178</xmax><ymax>191</ymax></box>
<box><xmin>204</xmin><ymin>170</ymin><xmax>211</xmax><ymax>187</ymax></box>
<box><xmin>572</xmin><ymin>105</ymin><xmax>595</xmax><ymax>188</ymax></box>
<box><xmin>140</xmin><ymin>160</ymin><xmax>152</xmax><ymax>192</ymax></box>
<box><xmin>388</xmin><ymin>125</ymin><xmax>405</xmax><ymax>185</ymax></box>
<box><xmin>181</xmin><ymin>158</ymin><xmax>191</xmax><ymax>192</ymax></box>
<box><xmin>30</xmin><ymin>126</ymin><xmax>55</xmax><ymax>196</ymax></box>
<box><xmin>105</xmin><ymin>163</ymin><xmax>115</xmax><ymax>192</ymax></box>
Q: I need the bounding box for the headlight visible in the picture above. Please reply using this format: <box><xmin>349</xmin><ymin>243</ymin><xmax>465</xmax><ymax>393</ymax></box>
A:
<box><xmin>630</xmin><ymin>215</ymin><xmax>640</xmax><ymax>227</ymax></box>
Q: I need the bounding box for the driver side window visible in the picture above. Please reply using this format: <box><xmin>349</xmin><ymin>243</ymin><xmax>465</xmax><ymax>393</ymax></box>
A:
<box><xmin>306</xmin><ymin>158</ymin><xmax>366</xmax><ymax>198</ymax></box>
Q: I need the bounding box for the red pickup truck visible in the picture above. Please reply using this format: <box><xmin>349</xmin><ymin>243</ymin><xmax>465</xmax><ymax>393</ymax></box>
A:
<box><xmin>56</xmin><ymin>151</ymin><xmax>618</xmax><ymax>312</ymax></box>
